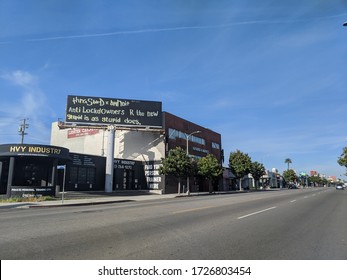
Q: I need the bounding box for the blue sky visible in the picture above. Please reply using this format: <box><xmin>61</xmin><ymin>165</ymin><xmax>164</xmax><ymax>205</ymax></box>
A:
<box><xmin>1</xmin><ymin>0</ymin><xmax>347</xmax><ymax>178</ymax></box>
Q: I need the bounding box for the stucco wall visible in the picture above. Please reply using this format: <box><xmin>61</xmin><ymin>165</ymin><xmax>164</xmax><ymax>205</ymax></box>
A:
<box><xmin>50</xmin><ymin>122</ymin><xmax>165</xmax><ymax>161</ymax></box>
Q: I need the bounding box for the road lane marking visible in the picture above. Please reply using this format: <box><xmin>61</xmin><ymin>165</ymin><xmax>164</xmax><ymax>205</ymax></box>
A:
<box><xmin>172</xmin><ymin>206</ymin><xmax>215</xmax><ymax>214</ymax></box>
<box><xmin>290</xmin><ymin>200</ymin><xmax>297</xmax><ymax>203</ymax></box>
<box><xmin>237</xmin><ymin>206</ymin><xmax>277</xmax><ymax>220</ymax></box>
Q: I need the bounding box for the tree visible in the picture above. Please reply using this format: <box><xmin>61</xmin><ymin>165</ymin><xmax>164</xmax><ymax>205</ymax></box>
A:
<box><xmin>284</xmin><ymin>158</ymin><xmax>292</xmax><ymax>170</ymax></box>
<box><xmin>250</xmin><ymin>161</ymin><xmax>266</xmax><ymax>190</ymax></box>
<box><xmin>283</xmin><ymin>169</ymin><xmax>297</xmax><ymax>185</ymax></box>
<box><xmin>197</xmin><ymin>154</ymin><xmax>223</xmax><ymax>193</ymax></box>
<box><xmin>308</xmin><ymin>175</ymin><xmax>319</xmax><ymax>187</ymax></box>
<box><xmin>308</xmin><ymin>175</ymin><xmax>325</xmax><ymax>187</ymax></box>
<box><xmin>229</xmin><ymin>150</ymin><xmax>252</xmax><ymax>191</ymax></box>
<box><xmin>338</xmin><ymin>147</ymin><xmax>347</xmax><ymax>175</ymax></box>
<box><xmin>159</xmin><ymin>147</ymin><xmax>191</xmax><ymax>194</ymax></box>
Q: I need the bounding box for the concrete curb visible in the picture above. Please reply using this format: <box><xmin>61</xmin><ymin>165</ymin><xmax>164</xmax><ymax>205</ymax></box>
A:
<box><xmin>27</xmin><ymin>199</ymin><xmax>135</xmax><ymax>208</ymax></box>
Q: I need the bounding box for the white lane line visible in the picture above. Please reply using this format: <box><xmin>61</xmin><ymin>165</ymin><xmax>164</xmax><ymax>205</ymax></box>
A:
<box><xmin>172</xmin><ymin>206</ymin><xmax>215</xmax><ymax>214</ymax></box>
<box><xmin>237</xmin><ymin>206</ymin><xmax>277</xmax><ymax>220</ymax></box>
<box><xmin>290</xmin><ymin>200</ymin><xmax>297</xmax><ymax>203</ymax></box>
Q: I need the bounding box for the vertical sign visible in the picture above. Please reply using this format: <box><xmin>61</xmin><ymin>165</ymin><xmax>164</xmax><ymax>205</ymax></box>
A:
<box><xmin>144</xmin><ymin>161</ymin><xmax>164</xmax><ymax>190</ymax></box>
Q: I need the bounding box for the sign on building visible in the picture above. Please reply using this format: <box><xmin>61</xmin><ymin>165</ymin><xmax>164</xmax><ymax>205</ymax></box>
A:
<box><xmin>67</xmin><ymin>128</ymin><xmax>100</xmax><ymax>138</ymax></box>
<box><xmin>144</xmin><ymin>161</ymin><xmax>164</xmax><ymax>190</ymax></box>
<box><xmin>0</xmin><ymin>144</ymin><xmax>70</xmax><ymax>159</ymax></box>
<box><xmin>65</xmin><ymin>95</ymin><xmax>162</xmax><ymax>127</ymax></box>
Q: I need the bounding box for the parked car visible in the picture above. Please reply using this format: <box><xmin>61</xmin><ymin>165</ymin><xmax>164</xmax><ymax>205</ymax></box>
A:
<box><xmin>336</xmin><ymin>185</ymin><xmax>344</xmax><ymax>190</ymax></box>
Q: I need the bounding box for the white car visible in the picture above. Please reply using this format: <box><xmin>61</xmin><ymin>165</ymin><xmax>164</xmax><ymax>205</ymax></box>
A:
<box><xmin>336</xmin><ymin>185</ymin><xmax>344</xmax><ymax>190</ymax></box>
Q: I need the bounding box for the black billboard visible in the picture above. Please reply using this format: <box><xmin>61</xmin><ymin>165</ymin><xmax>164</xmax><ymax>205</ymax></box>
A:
<box><xmin>65</xmin><ymin>95</ymin><xmax>162</xmax><ymax>127</ymax></box>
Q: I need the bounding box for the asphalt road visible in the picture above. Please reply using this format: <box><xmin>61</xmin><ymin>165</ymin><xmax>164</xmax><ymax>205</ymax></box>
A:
<box><xmin>0</xmin><ymin>188</ymin><xmax>346</xmax><ymax>259</ymax></box>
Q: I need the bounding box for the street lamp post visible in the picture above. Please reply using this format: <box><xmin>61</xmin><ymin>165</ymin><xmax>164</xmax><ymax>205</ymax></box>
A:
<box><xmin>185</xmin><ymin>130</ymin><xmax>201</xmax><ymax>195</ymax></box>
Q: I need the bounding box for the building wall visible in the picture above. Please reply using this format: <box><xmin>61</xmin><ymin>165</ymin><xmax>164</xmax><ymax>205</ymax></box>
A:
<box><xmin>50</xmin><ymin>124</ymin><xmax>105</xmax><ymax>156</ymax></box>
<box><xmin>50</xmin><ymin>122</ymin><xmax>166</xmax><ymax>193</ymax></box>
<box><xmin>50</xmin><ymin>122</ymin><xmax>165</xmax><ymax>162</ymax></box>
<box><xmin>114</xmin><ymin>130</ymin><xmax>165</xmax><ymax>162</ymax></box>
<box><xmin>163</xmin><ymin>112</ymin><xmax>222</xmax><ymax>162</ymax></box>
<box><xmin>163</xmin><ymin>112</ymin><xmax>223</xmax><ymax>192</ymax></box>
<box><xmin>50</xmin><ymin>111</ymin><xmax>222</xmax><ymax>194</ymax></box>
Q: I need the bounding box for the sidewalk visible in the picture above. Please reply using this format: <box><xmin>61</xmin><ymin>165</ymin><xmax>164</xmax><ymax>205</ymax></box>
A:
<box><xmin>0</xmin><ymin>192</ymin><xmax>181</xmax><ymax>209</ymax></box>
<box><xmin>0</xmin><ymin>189</ymin><xmax>282</xmax><ymax>209</ymax></box>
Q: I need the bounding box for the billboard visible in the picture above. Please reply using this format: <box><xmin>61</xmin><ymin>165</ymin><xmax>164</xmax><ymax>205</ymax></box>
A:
<box><xmin>65</xmin><ymin>95</ymin><xmax>162</xmax><ymax>127</ymax></box>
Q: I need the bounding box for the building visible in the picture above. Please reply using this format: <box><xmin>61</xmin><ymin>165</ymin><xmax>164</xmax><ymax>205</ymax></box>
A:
<box><xmin>163</xmin><ymin>112</ymin><xmax>223</xmax><ymax>193</ymax></box>
<box><xmin>0</xmin><ymin>111</ymin><xmax>222</xmax><ymax>198</ymax></box>
<box><xmin>0</xmin><ymin>144</ymin><xmax>71</xmax><ymax>197</ymax></box>
<box><xmin>49</xmin><ymin>111</ymin><xmax>222</xmax><ymax>194</ymax></box>
<box><xmin>0</xmin><ymin>96</ymin><xmax>222</xmax><ymax>197</ymax></box>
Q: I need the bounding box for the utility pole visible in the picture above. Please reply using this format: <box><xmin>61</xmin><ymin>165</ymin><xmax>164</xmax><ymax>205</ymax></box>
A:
<box><xmin>18</xmin><ymin>118</ymin><xmax>29</xmax><ymax>144</ymax></box>
<box><xmin>105</xmin><ymin>125</ymin><xmax>116</xmax><ymax>193</ymax></box>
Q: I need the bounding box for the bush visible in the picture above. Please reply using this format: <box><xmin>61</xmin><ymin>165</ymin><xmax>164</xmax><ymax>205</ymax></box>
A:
<box><xmin>0</xmin><ymin>196</ymin><xmax>56</xmax><ymax>203</ymax></box>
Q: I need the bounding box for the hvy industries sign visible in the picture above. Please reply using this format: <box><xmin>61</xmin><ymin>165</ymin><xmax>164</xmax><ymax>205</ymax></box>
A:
<box><xmin>65</xmin><ymin>95</ymin><xmax>162</xmax><ymax>127</ymax></box>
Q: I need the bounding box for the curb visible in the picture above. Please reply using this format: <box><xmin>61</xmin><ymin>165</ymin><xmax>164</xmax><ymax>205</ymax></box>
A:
<box><xmin>27</xmin><ymin>199</ymin><xmax>135</xmax><ymax>208</ymax></box>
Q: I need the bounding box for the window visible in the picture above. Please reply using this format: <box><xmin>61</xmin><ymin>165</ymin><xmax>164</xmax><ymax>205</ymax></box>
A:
<box><xmin>168</xmin><ymin>128</ymin><xmax>206</xmax><ymax>145</ymax></box>
<box><xmin>78</xmin><ymin>167</ymin><xmax>87</xmax><ymax>184</ymax></box>
<box><xmin>87</xmin><ymin>168</ymin><xmax>95</xmax><ymax>184</ymax></box>
<box><xmin>191</xmin><ymin>135</ymin><xmax>205</xmax><ymax>145</ymax></box>
<box><xmin>212</xmin><ymin>142</ymin><xmax>220</xmax><ymax>149</ymax></box>
<box><xmin>69</xmin><ymin>166</ymin><xmax>96</xmax><ymax>184</ymax></box>
<box><xmin>168</xmin><ymin>128</ymin><xmax>183</xmax><ymax>140</ymax></box>
<box><xmin>69</xmin><ymin>167</ymin><xmax>78</xmax><ymax>184</ymax></box>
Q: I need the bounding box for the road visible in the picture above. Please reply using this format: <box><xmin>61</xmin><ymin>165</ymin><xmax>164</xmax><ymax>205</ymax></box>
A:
<box><xmin>0</xmin><ymin>188</ymin><xmax>346</xmax><ymax>259</ymax></box>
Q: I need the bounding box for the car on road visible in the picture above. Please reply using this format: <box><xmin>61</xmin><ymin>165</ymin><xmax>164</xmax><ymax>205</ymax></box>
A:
<box><xmin>336</xmin><ymin>185</ymin><xmax>344</xmax><ymax>190</ymax></box>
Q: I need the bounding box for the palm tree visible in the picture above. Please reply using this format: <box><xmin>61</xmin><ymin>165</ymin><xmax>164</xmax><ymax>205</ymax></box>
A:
<box><xmin>285</xmin><ymin>158</ymin><xmax>292</xmax><ymax>170</ymax></box>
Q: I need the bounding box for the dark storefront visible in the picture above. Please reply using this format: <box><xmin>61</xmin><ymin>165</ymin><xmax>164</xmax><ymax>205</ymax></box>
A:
<box><xmin>113</xmin><ymin>159</ymin><xmax>152</xmax><ymax>191</ymax></box>
<box><xmin>0</xmin><ymin>144</ymin><xmax>70</xmax><ymax>197</ymax></box>
<box><xmin>60</xmin><ymin>152</ymin><xmax>106</xmax><ymax>192</ymax></box>
<box><xmin>59</xmin><ymin>154</ymin><xmax>164</xmax><ymax>193</ymax></box>
<box><xmin>61</xmin><ymin>155</ymin><xmax>155</xmax><ymax>192</ymax></box>
<box><xmin>0</xmin><ymin>144</ymin><xmax>165</xmax><ymax>197</ymax></box>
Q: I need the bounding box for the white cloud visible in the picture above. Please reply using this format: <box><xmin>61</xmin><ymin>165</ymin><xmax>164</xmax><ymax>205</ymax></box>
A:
<box><xmin>2</xmin><ymin>70</ymin><xmax>37</xmax><ymax>88</ymax></box>
<box><xmin>0</xmin><ymin>70</ymin><xmax>52</xmax><ymax>144</ymax></box>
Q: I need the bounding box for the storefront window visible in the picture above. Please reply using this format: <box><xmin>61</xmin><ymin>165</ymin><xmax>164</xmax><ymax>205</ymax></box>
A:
<box><xmin>12</xmin><ymin>160</ymin><xmax>51</xmax><ymax>187</ymax></box>
<box><xmin>69</xmin><ymin>166</ymin><xmax>96</xmax><ymax>185</ymax></box>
